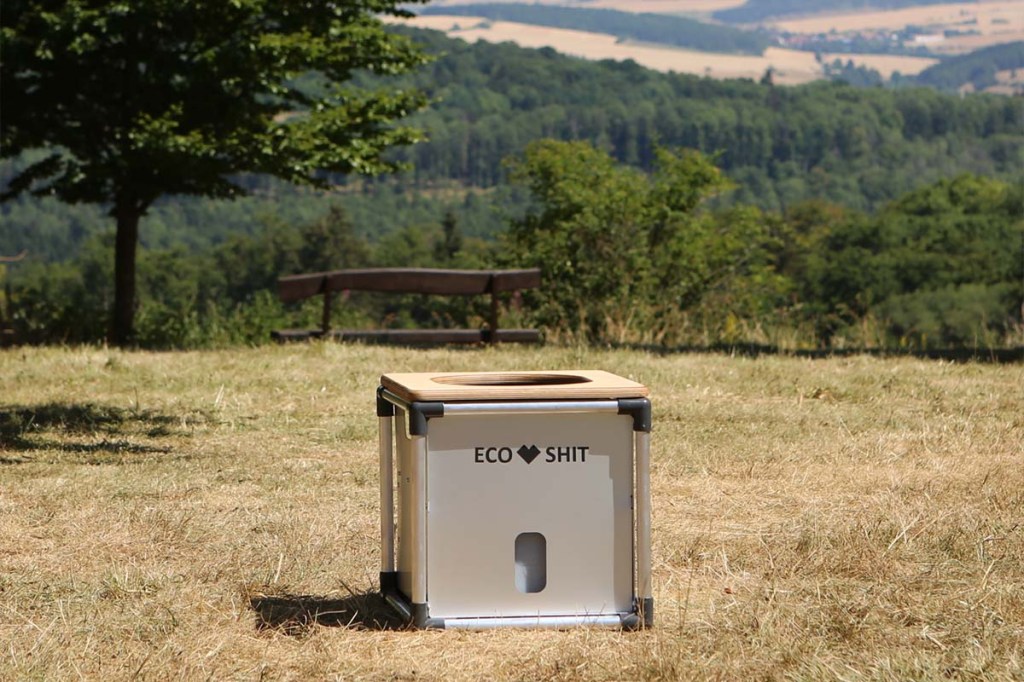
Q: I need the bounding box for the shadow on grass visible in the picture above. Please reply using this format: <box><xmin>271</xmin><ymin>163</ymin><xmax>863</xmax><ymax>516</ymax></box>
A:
<box><xmin>610</xmin><ymin>342</ymin><xmax>1024</xmax><ymax>364</ymax></box>
<box><xmin>0</xmin><ymin>402</ymin><xmax>191</xmax><ymax>463</ymax></box>
<box><xmin>250</xmin><ymin>590</ymin><xmax>407</xmax><ymax>634</ymax></box>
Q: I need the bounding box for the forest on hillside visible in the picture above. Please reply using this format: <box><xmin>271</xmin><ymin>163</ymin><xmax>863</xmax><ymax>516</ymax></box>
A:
<box><xmin>4</xmin><ymin>28</ymin><xmax>1020</xmax><ymax>262</ymax></box>
<box><xmin>381</xmin><ymin>29</ymin><xmax>1021</xmax><ymax>206</ymax></box>
<box><xmin>2</xmin><ymin>27</ymin><xmax>1021</xmax><ymax>352</ymax></box>
<box><xmin>0</xmin><ymin>159</ymin><xmax>517</xmax><ymax>264</ymax></box>
<box><xmin>914</xmin><ymin>41</ymin><xmax>1024</xmax><ymax>92</ymax></box>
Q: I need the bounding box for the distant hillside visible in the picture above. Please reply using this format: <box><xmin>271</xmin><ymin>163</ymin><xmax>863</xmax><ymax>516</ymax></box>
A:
<box><xmin>4</xmin><ymin>27</ymin><xmax>1022</xmax><ymax>263</ymax></box>
<box><xmin>382</xmin><ymin>28</ymin><xmax>1022</xmax><ymax>211</ymax></box>
<box><xmin>0</xmin><ymin>156</ymin><xmax>515</xmax><ymax>263</ymax></box>
<box><xmin>914</xmin><ymin>41</ymin><xmax>1024</xmax><ymax>92</ymax></box>
<box><xmin>716</xmin><ymin>0</ymin><xmax>969</xmax><ymax>23</ymax></box>
<box><xmin>419</xmin><ymin>4</ymin><xmax>772</xmax><ymax>55</ymax></box>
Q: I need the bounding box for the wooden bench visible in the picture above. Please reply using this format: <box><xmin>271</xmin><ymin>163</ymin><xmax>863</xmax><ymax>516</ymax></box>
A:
<box><xmin>272</xmin><ymin>267</ymin><xmax>542</xmax><ymax>344</ymax></box>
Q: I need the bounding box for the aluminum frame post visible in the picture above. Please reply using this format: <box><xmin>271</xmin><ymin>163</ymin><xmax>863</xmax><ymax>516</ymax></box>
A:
<box><xmin>379</xmin><ymin>415</ymin><xmax>395</xmax><ymax>573</ymax></box>
<box><xmin>411</xmin><ymin>434</ymin><xmax>428</xmax><ymax>605</ymax></box>
<box><xmin>635</xmin><ymin>431</ymin><xmax>652</xmax><ymax>613</ymax></box>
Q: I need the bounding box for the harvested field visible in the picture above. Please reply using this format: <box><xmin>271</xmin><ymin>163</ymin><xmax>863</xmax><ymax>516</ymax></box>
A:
<box><xmin>398</xmin><ymin>15</ymin><xmax>937</xmax><ymax>83</ymax></box>
<box><xmin>996</xmin><ymin>67</ymin><xmax>1024</xmax><ymax>84</ymax></box>
<box><xmin>427</xmin><ymin>0</ymin><xmax>747</xmax><ymax>13</ymax></box>
<box><xmin>2</xmin><ymin>345</ymin><xmax>1022</xmax><ymax>679</ymax></box>
<box><xmin>417</xmin><ymin>0</ymin><xmax>1022</xmax><ymax>56</ymax></box>
<box><xmin>772</xmin><ymin>1</ymin><xmax>1024</xmax><ymax>53</ymax></box>
<box><xmin>586</xmin><ymin>0</ymin><xmax>747</xmax><ymax>12</ymax></box>
<box><xmin>937</xmin><ymin>31</ymin><xmax>1024</xmax><ymax>54</ymax></box>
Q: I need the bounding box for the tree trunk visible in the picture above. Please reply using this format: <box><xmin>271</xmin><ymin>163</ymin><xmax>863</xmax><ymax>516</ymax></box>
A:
<box><xmin>111</xmin><ymin>207</ymin><xmax>140</xmax><ymax>346</ymax></box>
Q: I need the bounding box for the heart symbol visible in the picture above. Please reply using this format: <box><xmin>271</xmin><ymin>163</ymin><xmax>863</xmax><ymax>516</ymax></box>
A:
<box><xmin>517</xmin><ymin>444</ymin><xmax>541</xmax><ymax>464</ymax></box>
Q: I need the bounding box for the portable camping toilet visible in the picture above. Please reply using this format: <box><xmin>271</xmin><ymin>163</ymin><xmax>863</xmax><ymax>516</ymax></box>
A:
<box><xmin>376</xmin><ymin>370</ymin><xmax>652</xmax><ymax>629</ymax></box>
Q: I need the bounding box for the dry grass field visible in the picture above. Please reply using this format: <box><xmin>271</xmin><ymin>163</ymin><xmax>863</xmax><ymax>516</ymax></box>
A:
<box><xmin>2</xmin><ymin>344</ymin><xmax>1022</xmax><ymax>679</ymax></box>
<box><xmin>396</xmin><ymin>15</ymin><xmax>937</xmax><ymax>83</ymax></box>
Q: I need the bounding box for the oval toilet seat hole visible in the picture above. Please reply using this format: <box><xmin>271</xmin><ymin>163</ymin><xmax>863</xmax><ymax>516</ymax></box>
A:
<box><xmin>433</xmin><ymin>373</ymin><xmax>591</xmax><ymax>387</ymax></box>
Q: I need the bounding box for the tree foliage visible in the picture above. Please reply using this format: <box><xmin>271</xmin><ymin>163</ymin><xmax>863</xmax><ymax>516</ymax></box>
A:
<box><xmin>503</xmin><ymin>141</ymin><xmax>781</xmax><ymax>343</ymax></box>
<box><xmin>1</xmin><ymin>0</ymin><xmax>429</xmax><ymax>343</ymax></box>
<box><xmin>6</xmin><ymin>205</ymin><xmax>487</xmax><ymax>347</ymax></box>
<box><xmin>823</xmin><ymin>59</ymin><xmax>885</xmax><ymax>87</ymax></box>
<box><xmin>2</xmin><ymin>16</ymin><xmax>1021</xmax><ymax>350</ymax></box>
<box><xmin>799</xmin><ymin>174</ymin><xmax>1024</xmax><ymax>346</ymax></box>
<box><xmin>380</xmin><ymin>29</ymin><xmax>1021</xmax><ymax>211</ymax></box>
<box><xmin>6</xmin><ymin>164</ymin><xmax>1021</xmax><ymax>349</ymax></box>
<box><xmin>5</xmin><ymin>28</ymin><xmax>1022</xmax><ymax>262</ymax></box>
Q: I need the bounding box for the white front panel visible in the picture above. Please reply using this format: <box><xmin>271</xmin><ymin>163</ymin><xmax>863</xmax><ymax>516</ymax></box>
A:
<box><xmin>425</xmin><ymin>412</ymin><xmax>634</xmax><ymax>619</ymax></box>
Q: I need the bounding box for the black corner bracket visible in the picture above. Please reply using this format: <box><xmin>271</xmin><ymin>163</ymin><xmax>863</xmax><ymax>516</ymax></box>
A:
<box><xmin>412</xmin><ymin>603</ymin><xmax>446</xmax><ymax>629</ymax></box>
<box><xmin>641</xmin><ymin>597</ymin><xmax>654</xmax><ymax>628</ymax></box>
<box><xmin>380</xmin><ymin>572</ymin><xmax>413</xmax><ymax>623</ymax></box>
<box><xmin>408</xmin><ymin>401</ymin><xmax>444</xmax><ymax>436</ymax></box>
<box><xmin>379</xmin><ymin>571</ymin><xmax>400</xmax><ymax>596</ymax></box>
<box><xmin>376</xmin><ymin>386</ymin><xmax>395</xmax><ymax>417</ymax></box>
<box><xmin>618</xmin><ymin>398</ymin><xmax>652</xmax><ymax>433</ymax></box>
<box><xmin>621</xmin><ymin>597</ymin><xmax>655</xmax><ymax>630</ymax></box>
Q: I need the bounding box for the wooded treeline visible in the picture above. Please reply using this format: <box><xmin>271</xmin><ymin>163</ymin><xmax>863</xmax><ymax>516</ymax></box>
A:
<box><xmin>6</xmin><ymin>150</ymin><xmax>1021</xmax><ymax>351</ymax></box>
<box><xmin>914</xmin><ymin>41</ymin><xmax>1024</xmax><ymax>92</ymax></box>
<box><xmin>0</xmin><ymin>161</ymin><xmax>515</xmax><ymax>263</ymax></box>
<box><xmin>4</xmin><ymin>29</ymin><xmax>1021</xmax><ymax>259</ymax></box>
<box><xmin>2</xmin><ymin>29</ymin><xmax>1021</xmax><ymax>350</ymax></box>
<box><xmin>381</xmin><ymin>29</ymin><xmax>1021</xmax><ymax>210</ymax></box>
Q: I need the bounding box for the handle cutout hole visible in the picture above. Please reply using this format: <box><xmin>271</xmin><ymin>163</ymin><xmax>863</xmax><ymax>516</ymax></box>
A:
<box><xmin>515</xmin><ymin>532</ymin><xmax>547</xmax><ymax>593</ymax></box>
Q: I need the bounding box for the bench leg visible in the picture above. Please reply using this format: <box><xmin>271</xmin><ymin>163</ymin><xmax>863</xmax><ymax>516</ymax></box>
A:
<box><xmin>322</xmin><ymin>288</ymin><xmax>333</xmax><ymax>336</ymax></box>
<box><xmin>489</xmin><ymin>292</ymin><xmax>500</xmax><ymax>344</ymax></box>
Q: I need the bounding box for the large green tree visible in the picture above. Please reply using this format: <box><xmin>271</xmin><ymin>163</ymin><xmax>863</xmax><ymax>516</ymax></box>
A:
<box><xmin>1</xmin><ymin>0</ymin><xmax>428</xmax><ymax>344</ymax></box>
<box><xmin>504</xmin><ymin>140</ymin><xmax>782</xmax><ymax>344</ymax></box>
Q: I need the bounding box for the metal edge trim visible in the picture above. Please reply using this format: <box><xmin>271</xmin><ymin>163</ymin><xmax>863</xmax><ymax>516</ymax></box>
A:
<box><xmin>443</xmin><ymin>614</ymin><xmax>628</xmax><ymax>629</ymax></box>
<box><xmin>442</xmin><ymin>400</ymin><xmax>620</xmax><ymax>416</ymax></box>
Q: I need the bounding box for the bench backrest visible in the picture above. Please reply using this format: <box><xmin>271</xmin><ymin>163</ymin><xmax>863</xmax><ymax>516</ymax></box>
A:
<box><xmin>278</xmin><ymin>268</ymin><xmax>541</xmax><ymax>303</ymax></box>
